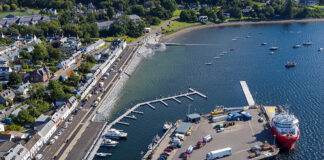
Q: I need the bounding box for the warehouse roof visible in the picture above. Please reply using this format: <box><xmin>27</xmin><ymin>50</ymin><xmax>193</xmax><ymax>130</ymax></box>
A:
<box><xmin>175</xmin><ymin>122</ymin><xmax>191</xmax><ymax>134</ymax></box>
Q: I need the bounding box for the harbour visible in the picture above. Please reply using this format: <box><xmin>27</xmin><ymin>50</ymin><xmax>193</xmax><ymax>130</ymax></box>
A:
<box><xmin>140</xmin><ymin>81</ymin><xmax>279</xmax><ymax>160</ymax></box>
<box><xmin>94</xmin><ymin>23</ymin><xmax>324</xmax><ymax>160</ymax></box>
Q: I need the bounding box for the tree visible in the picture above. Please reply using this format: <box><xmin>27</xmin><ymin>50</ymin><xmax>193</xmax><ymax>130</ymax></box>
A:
<box><xmin>28</xmin><ymin>106</ymin><xmax>41</xmax><ymax>117</ymax></box>
<box><xmin>0</xmin><ymin>83</ymin><xmax>3</xmax><ymax>92</ymax></box>
<box><xmin>8</xmin><ymin>71</ymin><xmax>22</xmax><ymax>86</ymax></box>
<box><xmin>48</xmin><ymin>80</ymin><xmax>61</xmax><ymax>90</ymax></box>
<box><xmin>79</xmin><ymin>63</ymin><xmax>92</xmax><ymax>73</ymax></box>
<box><xmin>68</xmin><ymin>72</ymin><xmax>80</xmax><ymax>86</ymax></box>
<box><xmin>132</xmin><ymin>5</ymin><xmax>145</xmax><ymax>16</ymax></box>
<box><xmin>107</xmin><ymin>6</ymin><xmax>115</xmax><ymax>19</ymax></box>
<box><xmin>22</xmin><ymin>62</ymin><xmax>29</xmax><ymax>69</ymax></box>
<box><xmin>3</xmin><ymin>4</ymin><xmax>10</xmax><ymax>11</ymax></box>
<box><xmin>20</xmin><ymin>50</ymin><xmax>32</xmax><ymax>59</ymax></box>
<box><xmin>180</xmin><ymin>9</ymin><xmax>198</xmax><ymax>22</ymax></box>
<box><xmin>32</xmin><ymin>43</ymin><xmax>48</xmax><ymax>63</ymax></box>
<box><xmin>29</xmin><ymin>83</ymin><xmax>45</xmax><ymax>99</ymax></box>
<box><xmin>284</xmin><ymin>0</ymin><xmax>293</xmax><ymax>18</ymax></box>
<box><xmin>16</xmin><ymin>110</ymin><xmax>34</xmax><ymax>124</ymax></box>
<box><xmin>47</xmin><ymin>45</ymin><xmax>62</xmax><ymax>60</ymax></box>
<box><xmin>161</xmin><ymin>0</ymin><xmax>177</xmax><ymax>12</ymax></box>
<box><xmin>217</xmin><ymin>11</ymin><xmax>226</xmax><ymax>22</ymax></box>
<box><xmin>11</xmin><ymin>4</ymin><xmax>17</xmax><ymax>11</ymax></box>
<box><xmin>86</xmin><ymin>55</ymin><xmax>97</xmax><ymax>64</ymax></box>
<box><xmin>50</xmin><ymin>87</ymin><xmax>65</xmax><ymax>102</ymax></box>
<box><xmin>0</xmin><ymin>5</ymin><xmax>3</xmax><ymax>12</ymax></box>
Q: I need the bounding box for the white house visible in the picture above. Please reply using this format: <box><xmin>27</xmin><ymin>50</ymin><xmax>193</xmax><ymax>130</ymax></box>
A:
<box><xmin>37</xmin><ymin>120</ymin><xmax>56</xmax><ymax>144</ymax></box>
<box><xmin>199</xmin><ymin>16</ymin><xmax>208</xmax><ymax>22</ymax></box>
<box><xmin>243</xmin><ymin>6</ymin><xmax>253</xmax><ymax>13</ymax></box>
<box><xmin>14</xmin><ymin>82</ymin><xmax>30</xmax><ymax>95</ymax></box>
<box><xmin>128</xmin><ymin>14</ymin><xmax>141</xmax><ymax>23</ymax></box>
<box><xmin>51</xmin><ymin>111</ymin><xmax>63</xmax><ymax>126</ymax></box>
<box><xmin>24</xmin><ymin>134</ymin><xmax>43</xmax><ymax>158</ymax></box>
<box><xmin>68</xmin><ymin>96</ymin><xmax>78</xmax><ymax>111</ymax></box>
<box><xmin>57</xmin><ymin>105</ymin><xmax>71</xmax><ymax>120</ymax></box>
<box><xmin>4</xmin><ymin>144</ymin><xmax>30</xmax><ymax>160</ymax></box>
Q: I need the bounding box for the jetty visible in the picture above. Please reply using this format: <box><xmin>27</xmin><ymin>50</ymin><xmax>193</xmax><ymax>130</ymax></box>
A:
<box><xmin>240</xmin><ymin>81</ymin><xmax>255</xmax><ymax>106</ymax></box>
<box><xmin>85</xmin><ymin>88</ymin><xmax>207</xmax><ymax>160</ymax></box>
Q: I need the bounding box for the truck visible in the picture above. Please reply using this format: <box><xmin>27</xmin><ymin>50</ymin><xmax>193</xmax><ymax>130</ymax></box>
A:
<box><xmin>203</xmin><ymin>135</ymin><xmax>212</xmax><ymax>143</ymax></box>
<box><xmin>241</xmin><ymin>112</ymin><xmax>252</xmax><ymax>121</ymax></box>
<box><xmin>206</xmin><ymin>147</ymin><xmax>232</xmax><ymax>160</ymax></box>
<box><xmin>227</xmin><ymin>112</ymin><xmax>242</xmax><ymax>121</ymax></box>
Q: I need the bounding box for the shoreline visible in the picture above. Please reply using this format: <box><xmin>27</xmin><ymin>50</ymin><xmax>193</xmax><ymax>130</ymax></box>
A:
<box><xmin>160</xmin><ymin>18</ymin><xmax>324</xmax><ymax>43</ymax></box>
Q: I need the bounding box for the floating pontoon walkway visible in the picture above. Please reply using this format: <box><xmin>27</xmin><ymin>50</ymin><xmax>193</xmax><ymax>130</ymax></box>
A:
<box><xmin>240</xmin><ymin>81</ymin><xmax>255</xmax><ymax>106</ymax></box>
<box><xmin>85</xmin><ymin>88</ymin><xmax>207</xmax><ymax>160</ymax></box>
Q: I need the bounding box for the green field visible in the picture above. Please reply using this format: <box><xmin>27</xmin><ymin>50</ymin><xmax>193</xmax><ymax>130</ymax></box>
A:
<box><xmin>0</xmin><ymin>9</ymin><xmax>40</xmax><ymax>18</ymax></box>
<box><xmin>162</xmin><ymin>21</ymin><xmax>202</xmax><ymax>35</ymax></box>
<box><xmin>94</xmin><ymin>35</ymin><xmax>142</xmax><ymax>43</ymax></box>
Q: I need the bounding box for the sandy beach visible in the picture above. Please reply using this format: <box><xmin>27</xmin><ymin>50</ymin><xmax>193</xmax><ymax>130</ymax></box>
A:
<box><xmin>160</xmin><ymin>18</ymin><xmax>324</xmax><ymax>43</ymax></box>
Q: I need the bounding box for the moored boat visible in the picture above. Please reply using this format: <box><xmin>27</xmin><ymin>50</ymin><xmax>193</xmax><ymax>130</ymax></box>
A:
<box><xmin>96</xmin><ymin>153</ymin><xmax>112</xmax><ymax>157</ymax></box>
<box><xmin>205</xmin><ymin>62</ymin><xmax>212</xmax><ymax>65</ymax></box>
<box><xmin>318</xmin><ymin>48</ymin><xmax>323</xmax><ymax>51</ymax></box>
<box><xmin>104</xmin><ymin>128</ymin><xmax>127</xmax><ymax>139</ymax></box>
<box><xmin>293</xmin><ymin>44</ymin><xmax>301</xmax><ymax>48</ymax></box>
<box><xmin>261</xmin><ymin>42</ymin><xmax>267</xmax><ymax>45</ymax></box>
<box><xmin>163</xmin><ymin>122</ymin><xmax>172</xmax><ymax>131</ymax></box>
<box><xmin>269</xmin><ymin>47</ymin><xmax>279</xmax><ymax>50</ymax></box>
<box><xmin>269</xmin><ymin>106</ymin><xmax>300</xmax><ymax>149</ymax></box>
<box><xmin>101</xmin><ymin>138</ymin><xmax>119</xmax><ymax>147</ymax></box>
<box><xmin>303</xmin><ymin>41</ymin><xmax>313</xmax><ymax>45</ymax></box>
<box><xmin>285</xmin><ymin>62</ymin><xmax>296</xmax><ymax>68</ymax></box>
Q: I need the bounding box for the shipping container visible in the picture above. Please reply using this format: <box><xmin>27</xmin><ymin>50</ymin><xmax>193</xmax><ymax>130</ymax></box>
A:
<box><xmin>206</xmin><ymin>147</ymin><xmax>232</xmax><ymax>160</ymax></box>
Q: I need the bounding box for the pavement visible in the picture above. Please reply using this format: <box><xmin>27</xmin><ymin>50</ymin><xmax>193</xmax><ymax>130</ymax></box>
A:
<box><xmin>170</xmin><ymin>109</ymin><xmax>275</xmax><ymax>160</ymax></box>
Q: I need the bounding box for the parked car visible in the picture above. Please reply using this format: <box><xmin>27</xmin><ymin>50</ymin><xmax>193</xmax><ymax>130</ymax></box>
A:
<box><xmin>57</xmin><ymin>131</ymin><xmax>62</xmax><ymax>136</ymax></box>
<box><xmin>68</xmin><ymin>117</ymin><xmax>73</xmax><ymax>122</ymax></box>
<box><xmin>63</xmin><ymin>123</ymin><xmax>68</xmax><ymax>129</ymax></box>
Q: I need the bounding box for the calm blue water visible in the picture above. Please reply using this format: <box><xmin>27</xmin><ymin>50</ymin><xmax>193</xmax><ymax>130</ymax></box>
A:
<box><xmin>96</xmin><ymin>22</ymin><xmax>324</xmax><ymax>160</ymax></box>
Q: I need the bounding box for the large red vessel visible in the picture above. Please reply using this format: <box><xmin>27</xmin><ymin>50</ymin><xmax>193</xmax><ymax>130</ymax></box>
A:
<box><xmin>266</xmin><ymin>106</ymin><xmax>300</xmax><ymax>149</ymax></box>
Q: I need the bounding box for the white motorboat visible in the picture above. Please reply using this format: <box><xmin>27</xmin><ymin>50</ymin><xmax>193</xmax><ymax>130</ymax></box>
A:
<box><xmin>205</xmin><ymin>62</ymin><xmax>212</xmax><ymax>65</ymax></box>
<box><xmin>163</xmin><ymin>122</ymin><xmax>172</xmax><ymax>131</ymax></box>
<box><xmin>261</xmin><ymin>42</ymin><xmax>267</xmax><ymax>45</ymax></box>
<box><xmin>303</xmin><ymin>41</ymin><xmax>313</xmax><ymax>45</ymax></box>
<box><xmin>101</xmin><ymin>138</ymin><xmax>119</xmax><ymax>147</ymax></box>
<box><xmin>96</xmin><ymin>153</ymin><xmax>112</xmax><ymax>157</ymax></box>
<box><xmin>318</xmin><ymin>48</ymin><xmax>323</xmax><ymax>51</ymax></box>
<box><xmin>214</xmin><ymin>56</ymin><xmax>221</xmax><ymax>59</ymax></box>
<box><xmin>293</xmin><ymin>44</ymin><xmax>301</xmax><ymax>48</ymax></box>
<box><xmin>104</xmin><ymin>128</ymin><xmax>127</xmax><ymax>139</ymax></box>
<box><xmin>269</xmin><ymin>46</ymin><xmax>279</xmax><ymax>50</ymax></box>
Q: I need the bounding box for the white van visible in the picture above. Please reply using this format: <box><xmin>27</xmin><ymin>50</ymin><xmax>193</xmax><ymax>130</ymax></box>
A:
<box><xmin>206</xmin><ymin>147</ymin><xmax>232</xmax><ymax>160</ymax></box>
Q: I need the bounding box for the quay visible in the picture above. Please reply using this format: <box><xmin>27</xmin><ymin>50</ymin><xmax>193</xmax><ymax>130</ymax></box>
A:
<box><xmin>86</xmin><ymin>88</ymin><xmax>207</xmax><ymax>160</ymax></box>
<box><xmin>240</xmin><ymin>81</ymin><xmax>255</xmax><ymax>106</ymax></box>
<box><xmin>141</xmin><ymin>82</ymin><xmax>279</xmax><ymax>160</ymax></box>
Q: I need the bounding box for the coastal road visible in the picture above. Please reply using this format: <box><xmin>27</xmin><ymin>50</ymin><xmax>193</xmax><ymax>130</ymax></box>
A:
<box><xmin>61</xmin><ymin>44</ymin><xmax>139</xmax><ymax>160</ymax></box>
<box><xmin>47</xmin><ymin>45</ymin><xmax>137</xmax><ymax>160</ymax></box>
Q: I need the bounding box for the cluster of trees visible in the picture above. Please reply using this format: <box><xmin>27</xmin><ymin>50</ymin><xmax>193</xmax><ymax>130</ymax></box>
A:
<box><xmin>100</xmin><ymin>15</ymin><xmax>145</xmax><ymax>38</ymax></box>
<box><xmin>78</xmin><ymin>55</ymin><xmax>97</xmax><ymax>74</ymax></box>
<box><xmin>20</xmin><ymin>43</ymin><xmax>63</xmax><ymax>64</ymax></box>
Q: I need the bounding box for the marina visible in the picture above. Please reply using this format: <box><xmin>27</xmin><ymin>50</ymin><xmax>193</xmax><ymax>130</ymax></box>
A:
<box><xmin>87</xmin><ymin>88</ymin><xmax>207</xmax><ymax>160</ymax></box>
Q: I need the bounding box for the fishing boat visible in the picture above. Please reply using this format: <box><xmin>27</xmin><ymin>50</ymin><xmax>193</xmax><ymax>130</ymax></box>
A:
<box><xmin>96</xmin><ymin>153</ymin><xmax>112</xmax><ymax>157</ymax></box>
<box><xmin>101</xmin><ymin>138</ymin><xmax>119</xmax><ymax>147</ymax></box>
<box><xmin>205</xmin><ymin>62</ymin><xmax>212</xmax><ymax>65</ymax></box>
<box><xmin>232</xmin><ymin>38</ymin><xmax>237</xmax><ymax>41</ymax></box>
<box><xmin>293</xmin><ymin>44</ymin><xmax>301</xmax><ymax>48</ymax></box>
<box><xmin>163</xmin><ymin>122</ymin><xmax>172</xmax><ymax>131</ymax></box>
<box><xmin>303</xmin><ymin>41</ymin><xmax>313</xmax><ymax>45</ymax></box>
<box><xmin>269</xmin><ymin>47</ymin><xmax>279</xmax><ymax>50</ymax></box>
<box><xmin>261</xmin><ymin>42</ymin><xmax>267</xmax><ymax>45</ymax></box>
<box><xmin>214</xmin><ymin>56</ymin><xmax>221</xmax><ymax>59</ymax></box>
<box><xmin>285</xmin><ymin>62</ymin><xmax>296</xmax><ymax>68</ymax></box>
<box><xmin>230</xmin><ymin>48</ymin><xmax>235</xmax><ymax>51</ymax></box>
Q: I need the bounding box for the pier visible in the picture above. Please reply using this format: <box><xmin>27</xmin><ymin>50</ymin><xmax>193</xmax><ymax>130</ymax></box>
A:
<box><xmin>240</xmin><ymin>81</ymin><xmax>255</xmax><ymax>106</ymax></box>
<box><xmin>86</xmin><ymin>88</ymin><xmax>207</xmax><ymax>160</ymax></box>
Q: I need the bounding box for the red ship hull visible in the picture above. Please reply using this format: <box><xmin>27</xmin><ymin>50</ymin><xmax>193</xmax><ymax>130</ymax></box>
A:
<box><xmin>270</xmin><ymin>126</ymin><xmax>300</xmax><ymax>149</ymax></box>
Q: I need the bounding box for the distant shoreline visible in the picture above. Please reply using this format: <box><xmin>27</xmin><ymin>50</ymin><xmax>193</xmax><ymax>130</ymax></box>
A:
<box><xmin>160</xmin><ymin>18</ymin><xmax>324</xmax><ymax>43</ymax></box>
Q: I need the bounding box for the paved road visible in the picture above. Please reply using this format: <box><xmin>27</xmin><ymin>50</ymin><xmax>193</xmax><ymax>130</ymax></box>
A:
<box><xmin>39</xmin><ymin>18</ymin><xmax>173</xmax><ymax>160</ymax></box>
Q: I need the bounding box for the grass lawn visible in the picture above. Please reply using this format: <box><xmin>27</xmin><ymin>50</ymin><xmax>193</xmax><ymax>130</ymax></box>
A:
<box><xmin>152</xmin><ymin>9</ymin><xmax>182</xmax><ymax>27</ymax></box>
<box><xmin>173</xmin><ymin>9</ymin><xmax>182</xmax><ymax>17</ymax></box>
<box><xmin>0</xmin><ymin>8</ymin><xmax>40</xmax><ymax>18</ymax></box>
<box><xmin>161</xmin><ymin>21</ymin><xmax>202</xmax><ymax>35</ymax></box>
<box><xmin>97</xmin><ymin>35</ymin><xmax>142</xmax><ymax>43</ymax></box>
